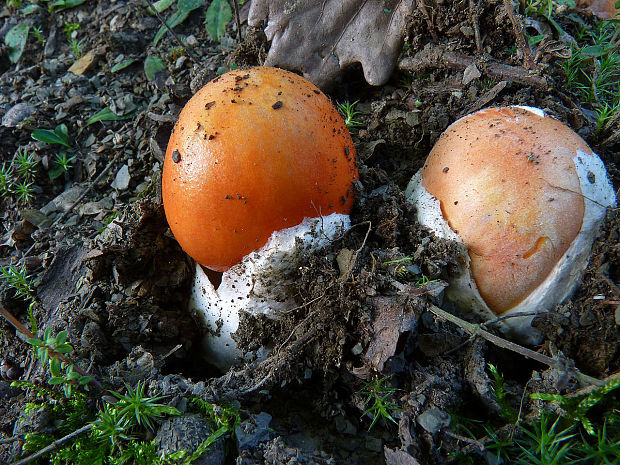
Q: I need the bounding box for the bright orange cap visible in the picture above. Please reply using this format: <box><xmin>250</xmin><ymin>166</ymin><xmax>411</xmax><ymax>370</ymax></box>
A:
<box><xmin>162</xmin><ymin>67</ymin><xmax>358</xmax><ymax>272</ymax></box>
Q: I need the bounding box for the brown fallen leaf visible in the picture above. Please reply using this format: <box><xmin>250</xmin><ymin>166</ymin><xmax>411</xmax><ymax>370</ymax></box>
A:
<box><xmin>68</xmin><ymin>46</ymin><xmax>106</xmax><ymax>75</ymax></box>
<box><xmin>364</xmin><ymin>296</ymin><xmax>418</xmax><ymax>372</ymax></box>
<box><xmin>248</xmin><ymin>0</ymin><xmax>415</xmax><ymax>89</ymax></box>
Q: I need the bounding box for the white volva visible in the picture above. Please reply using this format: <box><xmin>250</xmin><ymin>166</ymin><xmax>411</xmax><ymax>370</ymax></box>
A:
<box><xmin>189</xmin><ymin>213</ymin><xmax>350</xmax><ymax>370</ymax></box>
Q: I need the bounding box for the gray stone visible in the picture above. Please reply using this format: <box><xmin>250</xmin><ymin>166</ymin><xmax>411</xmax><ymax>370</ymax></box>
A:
<box><xmin>366</xmin><ymin>436</ymin><xmax>383</xmax><ymax>452</ymax></box>
<box><xmin>2</xmin><ymin>102</ymin><xmax>35</xmax><ymax>127</ymax></box>
<box><xmin>463</xmin><ymin>63</ymin><xmax>482</xmax><ymax>85</ymax></box>
<box><xmin>235</xmin><ymin>412</ymin><xmax>273</xmax><ymax>450</ymax></box>
<box><xmin>416</xmin><ymin>407</ymin><xmax>450</xmax><ymax>434</ymax></box>
<box><xmin>40</xmin><ymin>186</ymin><xmax>82</xmax><ymax>215</ymax></box>
<box><xmin>155</xmin><ymin>414</ymin><xmax>226</xmax><ymax>465</ymax></box>
<box><xmin>111</xmin><ymin>164</ymin><xmax>130</xmax><ymax>190</ymax></box>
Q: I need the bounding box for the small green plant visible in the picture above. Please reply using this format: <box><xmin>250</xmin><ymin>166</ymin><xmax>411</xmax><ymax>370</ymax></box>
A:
<box><xmin>63</xmin><ymin>21</ymin><xmax>83</xmax><ymax>57</ymax></box>
<box><xmin>190</xmin><ymin>396</ymin><xmax>241</xmax><ymax>438</ymax></box>
<box><xmin>0</xmin><ymin>162</ymin><xmax>15</xmax><ymax>197</ymax></box>
<box><xmin>49</xmin><ymin>151</ymin><xmax>76</xmax><ymax>179</ymax></box>
<box><xmin>453</xmin><ymin>370</ymin><xmax>620</xmax><ymax>464</ymax></box>
<box><xmin>13</xmin><ymin>148</ymin><xmax>38</xmax><ymax>181</ymax></box>
<box><xmin>14</xmin><ymin>180</ymin><xmax>34</xmax><ymax>204</ymax></box>
<box><xmin>27</xmin><ymin>328</ymin><xmax>92</xmax><ymax>397</ymax></box>
<box><xmin>337</xmin><ymin>100</ymin><xmax>363</xmax><ymax>130</ymax></box>
<box><xmin>594</xmin><ymin>102</ymin><xmax>620</xmax><ymax>136</ymax></box>
<box><xmin>4</xmin><ymin>22</ymin><xmax>29</xmax><ymax>63</ymax></box>
<box><xmin>31</xmin><ymin>25</ymin><xmax>45</xmax><ymax>45</ymax></box>
<box><xmin>97</xmin><ymin>211</ymin><xmax>119</xmax><ymax>233</ymax></box>
<box><xmin>47</xmin><ymin>0</ymin><xmax>86</xmax><ymax>12</ymax></box>
<box><xmin>63</xmin><ymin>20</ymin><xmax>80</xmax><ymax>39</ymax></box>
<box><xmin>531</xmin><ymin>377</ymin><xmax>620</xmax><ymax>435</ymax></box>
<box><xmin>562</xmin><ymin>20</ymin><xmax>620</xmax><ymax>136</ymax></box>
<box><xmin>110</xmin><ymin>381</ymin><xmax>180</xmax><ymax>431</ymax></box>
<box><xmin>516</xmin><ymin>412</ymin><xmax>577</xmax><ymax>465</ymax></box>
<box><xmin>414</xmin><ymin>274</ymin><xmax>439</xmax><ymax>287</ymax></box>
<box><xmin>359</xmin><ymin>376</ymin><xmax>400</xmax><ymax>430</ymax></box>
<box><xmin>0</xmin><ymin>262</ymin><xmax>35</xmax><ymax>301</ymax></box>
<box><xmin>205</xmin><ymin>0</ymin><xmax>232</xmax><ymax>43</ymax></box>
<box><xmin>488</xmin><ymin>363</ymin><xmax>517</xmax><ymax>423</ymax></box>
<box><xmin>31</xmin><ymin>123</ymin><xmax>71</xmax><ymax>147</ymax></box>
<box><xmin>154</xmin><ymin>0</ymin><xmax>209</xmax><ymax>46</ymax></box>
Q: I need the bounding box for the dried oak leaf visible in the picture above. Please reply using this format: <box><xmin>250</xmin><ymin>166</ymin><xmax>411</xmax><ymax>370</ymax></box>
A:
<box><xmin>248</xmin><ymin>0</ymin><xmax>415</xmax><ymax>89</ymax></box>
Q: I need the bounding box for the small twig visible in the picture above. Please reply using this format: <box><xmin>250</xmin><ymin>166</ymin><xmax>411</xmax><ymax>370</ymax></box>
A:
<box><xmin>427</xmin><ymin>304</ymin><xmax>605</xmax><ymax>387</ymax></box>
<box><xmin>443</xmin><ymin>429</ymin><xmax>485</xmax><ymax>453</ymax></box>
<box><xmin>398</xmin><ymin>45</ymin><xmax>547</xmax><ymax>88</ymax></box>
<box><xmin>0</xmin><ymin>304</ymin><xmax>103</xmax><ymax>391</ymax></box>
<box><xmin>416</xmin><ymin>0</ymin><xmax>438</xmax><ymax>42</ymax></box>
<box><xmin>50</xmin><ymin>152</ymin><xmax>121</xmax><ymax>229</ymax></box>
<box><xmin>281</xmin><ymin>286</ymin><xmax>332</xmax><ymax>315</ymax></box>
<box><xmin>11</xmin><ymin>424</ymin><xmax>93</xmax><ymax>465</ymax></box>
<box><xmin>0</xmin><ymin>435</ymin><xmax>23</xmax><ymax>445</ymax></box>
<box><xmin>564</xmin><ymin>371</ymin><xmax>620</xmax><ymax>398</ymax></box>
<box><xmin>232</xmin><ymin>0</ymin><xmax>242</xmax><ymax>43</ymax></box>
<box><xmin>481</xmin><ymin>310</ymin><xmax>546</xmax><ymax>328</ymax></box>
<box><xmin>502</xmin><ymin>0</ymin><xmax>536</xmax><ymax>69</ymax></box>
<box><xmin>468</xmin><ymin>0</ymin><xmax>483</xmax><ymax>53</ymax></box>
<box><xmin>142</xmin><ymin>0</ymin><xmax>199</xmax><ymax>65</ymax></box>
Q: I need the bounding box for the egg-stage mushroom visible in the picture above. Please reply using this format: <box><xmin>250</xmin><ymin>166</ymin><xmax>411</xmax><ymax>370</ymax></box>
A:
<box><xmin>577</xmin><ymin>0</ymin><xmax>619</xmax><ymax>19</ymax></box>
<box><xmin>406</xmin><ymin>106</ymin><xmax>616</xmax><ymax>343</ymax></box>
<box><xmin>162</xmin><ymin>67</ymin><xmax>358</xmax><ymax>368</ymax></box>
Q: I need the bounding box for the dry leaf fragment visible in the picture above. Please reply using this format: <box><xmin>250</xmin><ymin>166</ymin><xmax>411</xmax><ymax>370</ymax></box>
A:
<box><xmin>248</xmin><ymin>0</ymin><xmax>415</xmax><ymax>89</ymax></box>
<box><xmin>364</xmin><ymin>296</ymin><xmax>418</xmax><ymax>372</ymax></box>
<box><xmin>68</xmin><ymin>46</ymin><xmax>106</xmax><ymax>75</ymax></box>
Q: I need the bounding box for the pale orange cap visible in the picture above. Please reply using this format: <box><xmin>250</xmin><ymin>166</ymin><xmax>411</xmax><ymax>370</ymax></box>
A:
<box><xmin>421</xmin><ymin>107</ymin><xmax>589</xmax><ymax>314</ymax></box>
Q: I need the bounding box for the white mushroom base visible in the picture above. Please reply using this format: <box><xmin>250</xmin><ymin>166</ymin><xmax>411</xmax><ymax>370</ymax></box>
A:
<box><xmin>189</xmin><ymin>213</ymin><xmax>351</xmax><ymax>370</ymax></box>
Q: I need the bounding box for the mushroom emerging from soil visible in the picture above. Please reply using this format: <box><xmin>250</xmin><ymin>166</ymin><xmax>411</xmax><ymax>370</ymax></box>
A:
<box><xmin>162</xmin><ymin>66</ymin><xmax>358</xmax><ymax>369</ymax></box>
<box><xmin>577</xmin><ymin>0</ymin><xmax>619</xmax><ymax>19</ymax></box>
<box><xmin>406</xmin><ymin>106</ymin><xmax>616</xmax><ymax>342</ymax></box>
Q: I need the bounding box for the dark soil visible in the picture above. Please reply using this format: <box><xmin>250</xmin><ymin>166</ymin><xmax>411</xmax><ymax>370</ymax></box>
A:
<box><xmin>0</xmin><ymin>1</ymin><xmax>618</xmax><ymax>464</ymax></box>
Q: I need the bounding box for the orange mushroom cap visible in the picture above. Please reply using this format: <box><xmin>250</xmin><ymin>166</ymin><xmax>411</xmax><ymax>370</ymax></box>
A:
<box><xmin>421</xmin><ymin>107</ymin><xmax>590</xmax><ymax>314</ymax></box>
<box><xmin>162</xmin><ymin>67</ymin><xmax>358</xmax><ymax>272</ymax></box>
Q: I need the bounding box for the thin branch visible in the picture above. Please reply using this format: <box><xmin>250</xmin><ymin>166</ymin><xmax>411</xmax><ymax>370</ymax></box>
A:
<box><xmin>398</xmin><ymin>44</ymin><xmax>547</xmax><ymax>88</ymax></box>
<box><xmin>416</xmin><ymin>0</ymin><xmax>438</xmax><ymax>42</ymax></box>
<box><xmin>468</xmin><ymin>0</ymin><xmax>483</xmax><ymax>53</ymax></box>
<box><xmin>0</xmin><ymin>304</ymin><xmax>103</xmax><ymax>391</ymax></box>
<box><xmin>427</xmin><ymin>304</ymin><xmax>605</xmax><ymax>387</ymax></box>
<box><xmin>142</xmin><ymin>0</ymin><xmax>199</xmax><ymax>65</ymax></box>
<box><xmin>0</xmin><ymin>435</ymin><xmax>23</xmax><ymax>445</ymax></box>
<box><xmin>232</xmin><ymin>0</ymin><xmax>242</xmax><ymax>43</ymax></box>
<box><xmin>50</xmin><ymin>151</ymin><xmax>121</xmax><ymax>229</ymax></box>
<box><xmin>443</xmin><ymin>429</ymin><xmax>485</xmax><ymax>452</ymax></box>
<box><xmin>481</xmin><ymin>310</ymin><xmax>546</xmax><ymax>328</ymax></box>
<box><xmin>11</xmin><ymin>424</ymin><xmax>93</xmax><ymax>465</ymax></box>
<box><xmin>502</xmin><ymin>0</ymin><xmax>536</xmax><ymax>69</ymax></box>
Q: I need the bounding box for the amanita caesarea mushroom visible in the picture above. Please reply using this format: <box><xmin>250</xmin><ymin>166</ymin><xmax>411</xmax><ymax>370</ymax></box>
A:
<box><xmin>162</xmin><ymin>67</ymin><xmax>358</xmax><ymax>369</ymax></box>
<box><xmin>406</xmin><ymin>106</ymin><xmax>616</xmax><ymax>342</ymax></box>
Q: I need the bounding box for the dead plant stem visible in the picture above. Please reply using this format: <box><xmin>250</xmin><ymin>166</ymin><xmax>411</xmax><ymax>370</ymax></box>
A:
<box><xmin>142</xmin><ymin>0</ymin><xmax>199</xmax><ymax>65</ymax></box>
<box><xmin>233</xmin><ymin>0</ymin><xmax>242</xmax><ymax>43</ymax></box>
<box><xmin>0</xmin><ymin>303</ymin><xmax>103</xmax><ymax>391</ymax></box>
<box><xmin>51</xmin><ymin>151</ymin><xmax>122</xmax><ymax>229</ymax></box>
<box><xmin>427</xmin><ymin>304</ymin><xmax>605</xmax><ymax>387</ymax></box>
<box><xmin>11</xmin><ymin>424</ymin><xmax>93</xmax><ymax>465</ymax></box>
<box><xmin>502</xmin><ymin>0</ymin><xmax>536</xmax><ymax>69</ymax></box>
<box><xmin>468</xmin><ymin>0</ymin><xmax>483</xmax><ymax>53</ymax></box>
